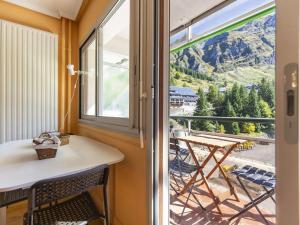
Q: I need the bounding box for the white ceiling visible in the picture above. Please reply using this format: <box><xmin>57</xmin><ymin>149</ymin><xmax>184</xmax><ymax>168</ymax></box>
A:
<box><xmin>3</xmin><ymin>0</ymin><xmax>83</xmax><ymax>20</ymax></box>
<box><xmin>170</xmin><ymin>0</ymin><xmax>227</xmax><ymax>31</ymax></box>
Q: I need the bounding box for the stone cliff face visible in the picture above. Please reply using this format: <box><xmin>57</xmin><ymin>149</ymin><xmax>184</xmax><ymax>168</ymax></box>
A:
<box><xmin>171</xmin><ymin>13</ymin><xmax>275</xmax><ymax>74</ymax></box>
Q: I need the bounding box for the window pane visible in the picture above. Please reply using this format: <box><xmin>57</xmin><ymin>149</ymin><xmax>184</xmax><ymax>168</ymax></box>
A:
<box><xmin>82</xmin><ymin>39</ymin><xmax>96</xmax><ymax>116</ymax></box>
<box><xmin>170</xmin><ymin>28</ymin><xmax>188</xmax><ymax>49</ymax></box>
<box><xmin>99</xmin><ymin>0</ymin><xmax>130</xmax><ymax>118</ymax></box>
<box><xmin>190</xmin><ymin>0</ymin><xmax>274</xmax><ymax>39</ymax></box>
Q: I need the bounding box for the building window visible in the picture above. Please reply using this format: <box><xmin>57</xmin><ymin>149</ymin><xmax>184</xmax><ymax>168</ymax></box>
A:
<box><xmin>80</xmin><ymin>0</ymin><xmax>138</xmax><ymax>133</ymax></box>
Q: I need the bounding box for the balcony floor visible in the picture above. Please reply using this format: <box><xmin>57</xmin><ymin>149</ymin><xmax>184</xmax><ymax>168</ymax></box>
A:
<box><xmin>170</xmin><ymin>182</ymin><xmax>276</xmax><ymax>225</ymax></box>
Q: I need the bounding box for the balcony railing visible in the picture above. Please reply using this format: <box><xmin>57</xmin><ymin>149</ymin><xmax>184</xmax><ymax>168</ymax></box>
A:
<box><xmin>170</xmin><ymin>115</ymin><xmax>275</xmax><ymax>142</ymax></box>
<box><xmin>170</xmin><ymin>115</ymin><xmax>275</xmax><ymax>168</ymax></box>
<box><xmin>170</xmin><ymin>116</ymin><xmax>275</xmax><ymax>124</ymax></box>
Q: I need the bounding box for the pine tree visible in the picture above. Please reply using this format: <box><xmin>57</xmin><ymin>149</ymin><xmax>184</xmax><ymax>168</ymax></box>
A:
<box><xmin>222</xmin><ymin>100</ymin><xmax>240</xmax><ymax>134</ymax></box>
<box><xmin>230</xmin><ymin>83</ymin><xmax>243</xmax><ymax>115</ymax></box>
<box><xmin>258</xmin><ymin>78</ymin><xmax>275</xmax><ymax>108</ymax></box>
<box><xmin>223</xmin><ymin>100</ymin><xmax>236</xmax><ymax>117</ymax></box>
<box><xmin>239</xmin><ymin>85</ymin><xmax>248</xmax><ymax>116</ymax></box>
<box><xmin>193</xmin><ymin>88</ymin><xmax>214</xmax><ymax>132</ymax></box>
<box><xmin>207</xmin><ymin>85</ymin><xmax>218</xmax><ymax>104</ymax></box>
<box><xmin>214</xmin><ymin>92</ymin><xmax>225</xmax><ymax>116</ymax></box>
<box><xmin>247</xmin><ymin>87</ymin><xmax>261</xmax><ymax>132</ymax></box>
<box><xmin>247</xmin><ymin>87</ymin><xmax>261</xmax><ymax>118</ymax></box>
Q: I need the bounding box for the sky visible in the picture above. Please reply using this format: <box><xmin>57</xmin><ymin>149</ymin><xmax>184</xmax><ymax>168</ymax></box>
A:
<box><xmin>171</xmin><ymin>0</ymin><xmax>274</xmax><ymax>46</ymax></box>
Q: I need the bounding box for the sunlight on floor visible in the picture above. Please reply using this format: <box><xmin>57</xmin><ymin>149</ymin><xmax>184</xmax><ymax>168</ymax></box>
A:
<box><xmin>170</xmin><ymin>182</ymin><xmax>276</xmax><ymax>225</ymax></box>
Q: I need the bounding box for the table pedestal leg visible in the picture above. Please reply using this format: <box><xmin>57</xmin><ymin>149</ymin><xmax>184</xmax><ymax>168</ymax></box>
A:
<box><xmin>0</xmin><ymin>207</ymin><xmax>6</xmax><ymax>225</ymax></box>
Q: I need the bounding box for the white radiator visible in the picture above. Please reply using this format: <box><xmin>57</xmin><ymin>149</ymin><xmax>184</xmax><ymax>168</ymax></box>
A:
<box><xmin>0</xmin><ymin>20</ymin><xmax>58</xmax><ymax>143</ymax></box>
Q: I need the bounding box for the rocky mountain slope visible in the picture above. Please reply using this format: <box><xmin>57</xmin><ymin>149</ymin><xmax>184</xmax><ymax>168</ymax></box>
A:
<box><xmin>170</xmin><ymin>13</ymin><xmax>275</xmax><ymax>78</ymax></box>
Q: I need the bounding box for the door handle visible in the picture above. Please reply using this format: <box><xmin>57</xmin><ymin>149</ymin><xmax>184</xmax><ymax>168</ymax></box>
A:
<box><xmin>284</xmin><ymin>63</ymin><xmax>298</xmax><ymax>144</ymax></box>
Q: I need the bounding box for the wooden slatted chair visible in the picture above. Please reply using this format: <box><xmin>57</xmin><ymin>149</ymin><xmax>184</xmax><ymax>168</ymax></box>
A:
<box><xmin>169</xmin><ymin>136</ymin><xmax>205</xmax><ymax>215</ymax></box>
<box><xmin>229</xmin><ymin>165</ymin><xmax>276</xmax><ymax>224</ymax></box>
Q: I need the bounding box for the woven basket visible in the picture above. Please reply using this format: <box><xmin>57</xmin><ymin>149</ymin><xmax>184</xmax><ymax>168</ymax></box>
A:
<box><xmin>34</xmin><ymin>139</ymin><xmax>58</xmax><ymax>160</ymax></box>
<box><xmin>58</xmin><ymin>133</ymin><xmax>70</xmax><ymax>146</ymax></box>
<box><xmin>35</xmin><ymin>148</ymin><xmax>57</xmax><ymax>160</ymax></box>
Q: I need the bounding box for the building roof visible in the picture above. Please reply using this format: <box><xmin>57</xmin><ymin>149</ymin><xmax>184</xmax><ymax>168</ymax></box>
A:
<box><xmin>170</xmin><ymin>86</ymin><xmax>198</xmax><ymax>97</ymax></box>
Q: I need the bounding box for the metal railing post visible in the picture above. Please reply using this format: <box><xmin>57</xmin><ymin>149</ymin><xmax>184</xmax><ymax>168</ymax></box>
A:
<box><xmin>188</xmin><ymin>120</ymin><xmax>192</xmax><ymax>135</ymax></box>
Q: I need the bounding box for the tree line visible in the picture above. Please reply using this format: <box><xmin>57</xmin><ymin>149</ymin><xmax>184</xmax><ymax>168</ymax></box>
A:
<box><xmin>192</xmin><ymin>78</ymin><xmax>275</xmax><ymax>137</ymax></box>
<box><xmin>170</xmin><ymin>64</ymin><xmax>214</xmax><ymax>81</ymax></box>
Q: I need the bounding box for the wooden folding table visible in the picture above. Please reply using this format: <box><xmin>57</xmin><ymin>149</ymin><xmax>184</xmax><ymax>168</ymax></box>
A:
<box><xmin>176</xmin><ymin>134</ymin><xmax>247</xmax><ymax>214</ymax></box>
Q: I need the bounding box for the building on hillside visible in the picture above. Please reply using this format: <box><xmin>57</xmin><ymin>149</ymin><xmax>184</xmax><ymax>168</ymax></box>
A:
<box><xmin>246</xmin><ymin>84</ymin><xmax>258</xmax><ymax>90</ymax></box>
<box><xmin>219</xmin><ymin>87</ymin><xmax>227</xmax><ymax>93</ymax></box>
<box><xmin>169</xmin><ymin>86</ymin><xmax>198</xmax><ymax>115</ymax></box>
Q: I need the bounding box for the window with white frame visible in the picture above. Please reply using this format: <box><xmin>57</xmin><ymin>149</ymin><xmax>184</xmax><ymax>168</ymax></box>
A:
<box><xmin>80</xmin><ymin>0</ymin><xmax>138</xmax><ymax>133</ymax></box>
<box><xmin>81</xmin><ymin>36</ymin><xmax>96</xmax><ymax>116</ymax></box>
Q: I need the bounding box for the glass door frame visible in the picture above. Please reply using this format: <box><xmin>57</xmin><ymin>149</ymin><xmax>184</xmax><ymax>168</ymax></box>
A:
<box><xmin>151</xmin><ymin>0</ymin><xmax>300</xmax><ymax>224</ymax></box>
<box><xmin>275</xmin><ymin>0</ymin><xmax>300</xmax><ymax>223</ymax></box>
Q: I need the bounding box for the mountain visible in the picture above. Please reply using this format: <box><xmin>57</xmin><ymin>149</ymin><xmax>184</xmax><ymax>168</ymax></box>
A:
<box><xmin>170</xmin><ymin>13</ymin><xmax>275</xmax><ymax>78</ymax></box>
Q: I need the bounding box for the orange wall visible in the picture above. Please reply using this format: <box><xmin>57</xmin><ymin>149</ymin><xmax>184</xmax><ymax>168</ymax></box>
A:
<box><xmin>78</xmin><ymin>0</ymin><xmax>111</xmax><ymax>43</ymax></box>
<box><xmin>77</xmin><ymin>1</ymin><xmax>148</xmax><ymax>225</ymax></box>
<box><xmin>77</xmin><ymin>124</ymin><xmax>147</xmax><ymax>225</ymax></box>
<box><xmin>0</xmin><ymin>1</ymin><xmax>60</xmax><ymax>34</ymax></box>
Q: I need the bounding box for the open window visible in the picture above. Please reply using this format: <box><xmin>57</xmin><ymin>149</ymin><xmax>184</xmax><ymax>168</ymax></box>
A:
<box><xmin>80</xmin><ymin>0</ymin><xmax>139</xmax><ymax>134</ymax></box>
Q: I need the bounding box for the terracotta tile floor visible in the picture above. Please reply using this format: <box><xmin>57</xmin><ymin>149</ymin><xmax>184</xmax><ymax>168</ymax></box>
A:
<box><xmin>170</xmin><ymin>183</ymin><xmax>276</xmax><ymax>225</ymax></box>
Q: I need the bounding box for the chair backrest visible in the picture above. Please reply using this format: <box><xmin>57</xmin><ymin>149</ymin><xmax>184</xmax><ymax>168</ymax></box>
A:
<box><xmin>29</xmin><ymin>165</ymin><xmax>109</xmax><ymax>208</ymax></box>
<box><xmin>169</xmin><ymin>137</ymin><xmax>179</xmax><ymax>151</ymax></box>
<box><xmin>172</xmin><ymin>130</ymin><xmax>188</xmax><ymax>138</ymax></box>
<box><xmin>172</xmin><ymin>130</ymin><xmax>189</xmax><ymax>149</ymax></box>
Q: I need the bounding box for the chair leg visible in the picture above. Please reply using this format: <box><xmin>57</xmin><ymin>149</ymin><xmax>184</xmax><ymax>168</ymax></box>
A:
<box><xmin>263</xmin><ymin>186</ymin><xmax>276</xmax><ymax>204</ymax></box>
<box><xmin>229</xmin><ymin>189</ymin><xmax>274</xmax><ymax>223</ymax></box>
<box><xmin>190</xmin><ymin>185</ymin><xmax>205</xmax><ymax>211</ymax></box>
<box><xmin>171</xmin><ymin>173</ymin><xmax>181</xmax><ymax>191</ymax></box>
<box><xmin>244</xmin><ymin>190</ymin><xmax>275</xmax><ymax>208</ymax></box>
<box><xmin>181</xmin><ymin>189</ymin><xmax>192</xmax><ymax>216</ymax></box>
<box><xmin>0</xmin><ymin>207</ymin><xmax>6</xmax><ymax>225</ymax></box>
<box><xmin>103</xmin><ymin>186</ymin><xmax>110</xmax><ymax>225</ymax></box>
<box><xmin>237</xmin><ymin>176</ymin><xmax>269</xmax><ymax>224</ymax></box>
<box><xmin>186</xmin><ymin>172</ymin><xmax>205</xmax><ymax>211</ymax></box>
<box><xmin>180</xmin><ymin>184</ymin><xmax>205</xmax><ymax>217</ymax></box>
<box><xmin>229</xmin><ymin>176</ymin><xmax>272</xmax><ymax>224</ymax></box>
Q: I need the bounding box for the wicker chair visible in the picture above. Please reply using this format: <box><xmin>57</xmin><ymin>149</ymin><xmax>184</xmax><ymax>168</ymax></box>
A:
<box><xmin>23</xmin><ymin>165</ymin><xmax>110</xmax><ymax>225</ymax></box>
<box><xmin>0</xmin><ymin>188</ymin><xmax>29</xmax><ymax>208</ymax></box>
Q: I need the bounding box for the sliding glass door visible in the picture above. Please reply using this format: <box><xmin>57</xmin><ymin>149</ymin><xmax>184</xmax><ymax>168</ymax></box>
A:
<box><xmin>152</xmin><ymin>0</ymin><xmax>300</xmax><ymax>224</ymax></box>
<box><xmin>169</xmin><ymin>1</ymin><xmax>277</xmax><ymax>224</ymax></box>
